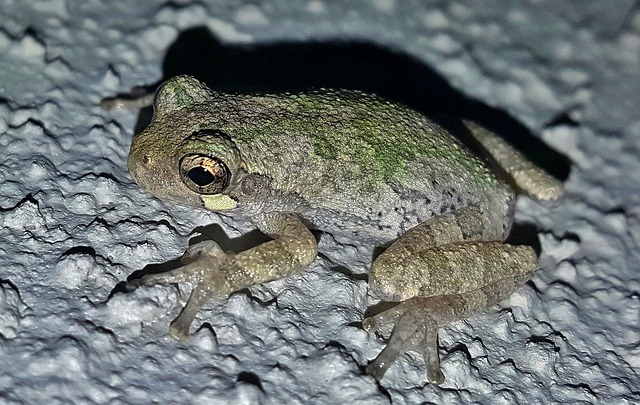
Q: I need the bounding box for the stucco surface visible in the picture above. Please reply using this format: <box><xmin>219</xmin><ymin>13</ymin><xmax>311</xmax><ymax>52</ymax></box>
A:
<box><xmin>0</xmin><ymin>1</ymin><xmax>638</xmax><ymax>404</ymax></box>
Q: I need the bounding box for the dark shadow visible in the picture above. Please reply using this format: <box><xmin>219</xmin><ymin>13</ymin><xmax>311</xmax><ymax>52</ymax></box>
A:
<box><xmin>132</xmin><ymin>26</ymin><xmax>570</xmax><ymax>182</ymax></box>
<box><xmin>60</xmin><ymin>245</ymin><xmax>97</xmax><ymax>257</ymax></box>
<box><xmin>506</xmin><ymin>223</ymin><xmax>542</xmax><ymax>255</ymax></box>
<box><xmin>190</xmin><ymin>222</ymin><xmax>271</xmax><ymax>252</ymax></box>
<box><xmin>329</xmin><ymin>264</ymin><xmax>368</xmax><ymax>282</ymax></box>
<box><xmin>191</xmin><ymin>222</ymin><xmax>321</xmax><ymax>252</ymax></box>
<box><xmin>362</xmin><ymin>300</ymin><xmax>401</xmax><ymax>321</ymax></box>
<box><xmin>236</xmin><ymin>371</ymin><xmax>264</xmax><ymax>392</ymax></box>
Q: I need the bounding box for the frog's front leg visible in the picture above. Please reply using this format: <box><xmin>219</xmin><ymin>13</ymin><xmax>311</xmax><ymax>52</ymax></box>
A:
<box><xmin>125</xmin><ymin>212</ymin><xmax>317</xmax><ymax>340</ymax></box>
<box><xmin>364</xmin><ymin>204</ymin><xmax>538</xmax><ymax>384</ymax></box>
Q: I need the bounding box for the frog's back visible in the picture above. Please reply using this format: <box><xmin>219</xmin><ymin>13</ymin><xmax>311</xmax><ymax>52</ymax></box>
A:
<box><xmin>211</xmin><ymin>90</ymin><xmax>514</xmax><ymax>242</ymax></box>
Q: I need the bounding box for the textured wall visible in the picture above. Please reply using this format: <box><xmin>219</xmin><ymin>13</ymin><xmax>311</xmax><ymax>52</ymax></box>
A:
<box><xmin>0</xmin><ymin>1</ymin><xmax>638</xmax><ymax>404</ymax></box>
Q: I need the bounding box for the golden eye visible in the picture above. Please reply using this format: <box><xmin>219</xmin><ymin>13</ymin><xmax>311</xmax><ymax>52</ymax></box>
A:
<box><xmin>179</xmin><ymin>154</ymin><xmax>230</xmax><ymax>194</ymax></box>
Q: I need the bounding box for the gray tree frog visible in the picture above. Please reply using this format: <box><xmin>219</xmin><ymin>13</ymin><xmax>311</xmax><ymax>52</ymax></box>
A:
<box><xmin>112</xmin><ymin>75</ymin><xmax>563</xmax><ymax>384</ymax></box>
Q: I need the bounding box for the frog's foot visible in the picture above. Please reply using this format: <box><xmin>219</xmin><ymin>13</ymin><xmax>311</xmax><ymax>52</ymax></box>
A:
<box><xmin>124</xmin><ymin>211</ymin><xmax>319</xmax><ymax>342</ymax></box>
<box><xmin>124</xmin><ymin>241</ymin><xmax>230</xmax><ymax>341</ymax></box>
<box><xmin>364</xmin><ymin>296</ymin><xmax>447</xmax><ymax>385</ymax></box>
<box><xmin>124</xmin><ymin>241</ymin><xmax>227</xmax><ymax>291</ymax></box>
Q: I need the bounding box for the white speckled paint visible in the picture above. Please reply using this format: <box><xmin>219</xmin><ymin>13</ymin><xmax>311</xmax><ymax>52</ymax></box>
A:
<box><xmin>0</xmin><ymin>1</ymin><xmax>638</xmax><ymax>404</ymax></box>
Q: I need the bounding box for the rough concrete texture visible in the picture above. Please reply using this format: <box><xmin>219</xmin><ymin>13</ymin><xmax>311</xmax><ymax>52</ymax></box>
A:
<box><xmin>0</xmin><ymin>1</ymin><xmax>638</xmax><ymax>404</ymax></box>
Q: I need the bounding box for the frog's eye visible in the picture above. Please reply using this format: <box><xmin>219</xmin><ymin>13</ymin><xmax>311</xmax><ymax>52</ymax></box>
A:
<box><xmin>179</xmin><ymin>154</ymin><xmax>230</xmax><ymax>195</ymax></box>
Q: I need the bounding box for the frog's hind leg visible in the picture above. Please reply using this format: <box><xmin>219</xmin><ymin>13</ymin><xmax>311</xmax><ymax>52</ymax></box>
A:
<box><xmin>365</xmin><ymin>203</ymin><xmax>538</xmax><ymax>383</ymax></box>
<box><xmin>368</xmin><ymin>202</ymin><xmax>534</xmax><ymax>303</ymax></box>
<box><xmin>364</xmin><ymin>272</ymin><xmax>534</xmax><ymax>384</ymax></box>
<box><xmin>463</xmin><ymin>120</ymin><xmax>564</xmax><ymax>201</ymax></box>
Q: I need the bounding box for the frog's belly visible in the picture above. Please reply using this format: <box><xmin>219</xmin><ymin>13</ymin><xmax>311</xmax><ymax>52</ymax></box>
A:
<box><xmin>303</xmin><ymin>190</ymin><xmax>480</xmax><ymax>245</ymax></box>
<box><xmin>303</xmin><ymin>178</ymin><xmax>514</xmax><ymax>245</ymax></box>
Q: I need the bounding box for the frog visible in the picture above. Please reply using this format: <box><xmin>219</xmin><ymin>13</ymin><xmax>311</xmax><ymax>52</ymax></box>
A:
<box><xmin>112</xmin><ymin>75</ymin><xmax>563</xmax><ymax>384</ymax></box>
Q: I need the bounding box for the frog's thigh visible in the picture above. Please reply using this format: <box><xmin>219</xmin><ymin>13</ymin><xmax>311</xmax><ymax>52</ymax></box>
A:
<box><xmin>369</xmin><ymin>205</ymin><xmax>538</xmax><ymax>302</ymax></box>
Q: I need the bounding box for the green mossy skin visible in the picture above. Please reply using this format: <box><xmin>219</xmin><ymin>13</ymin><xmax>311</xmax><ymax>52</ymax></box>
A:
<box><xmin>164</xmin><ymin>81</ymin><xmax>193</xmax><ymax>108</ymax></box>
<box><xmin>129</xmin><ymin>76</ymin><xmax>506</xmax><ymax>221</ymax></box>
<box><xmin>155</xmin><ymin>76</ymin><xmax>213</xmax><ymax>113</ymax></box>
<box><xmin>193</xmin><ymin>89</ymin><xmax>497</xmax><ymax>189</ymax></box>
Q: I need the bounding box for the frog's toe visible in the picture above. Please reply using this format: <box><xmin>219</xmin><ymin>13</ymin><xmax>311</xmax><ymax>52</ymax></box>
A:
<box><xmin>365</xmin><ymin>319</ymin><xmax>424</xmax><ymax>380</ymax></box>
<box><xmin>123</xmin><ymin>278</ymin><xmax>143</xmax><ymax>292</ymax></box>
<box><xmin>362</xmin><ymin>317</ymin><xmax>380</xmax><ymax>334</ymax></box>
<box><xmin>181</xmin><ymin>240</ymin><xmax>226</xmax><ymax>264</ymax></box>
<box><xmin>169</xmin><ymin>318</ymin><xmax>191</xmax><ymax>342</ymax></box>
<box><xmin>123</xmin><ymin>272</ymin><xmax>168</xmax><ymax>290</ymax></box>
<box><xmin>363</xmin><ymin>303</ymin><xmax>405</xmax><ymax>335</ymax></box>
<box><xmin>426</xmin><ymin>363</ymin><xmax>445</xmax><ymax>385</ymax></box>
<box><xmin>125</xmin><ymin>256</ymin><xmax>216</xmax><ymax>291</ymax></box>
<box><xmin>166</xmin><ymin>282</ymin><xmax>217</xmax><ymax>341</ymax></box>
<box><xmin>366</xmin><ymin>297</ymin><xmax>445</xmax><ymax>384</ymax></box>
<box><xmin>124</xmin><ymin>272</ymin><xmax>174</xmax><ymax>290</ymax></box>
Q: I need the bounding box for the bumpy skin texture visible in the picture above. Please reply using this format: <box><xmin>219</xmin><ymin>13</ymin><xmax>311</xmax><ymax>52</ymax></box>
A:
<box><xmin>124</xmin><ymin>75</ymin><xmax>563</xmax><ymax>384</ymax></box>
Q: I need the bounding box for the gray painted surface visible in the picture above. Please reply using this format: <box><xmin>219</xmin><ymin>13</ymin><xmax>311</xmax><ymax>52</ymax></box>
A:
<box><xmin>0</xmin><ymin>1</ymin><xmax>638</xmax><ymax>403</ymax></box>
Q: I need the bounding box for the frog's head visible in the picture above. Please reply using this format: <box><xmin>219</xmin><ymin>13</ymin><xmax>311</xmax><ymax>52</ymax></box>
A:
<box><xmin>128</xmin><ymin>76</ymin><xmax>244</xmax><ymax>212</ymax></box>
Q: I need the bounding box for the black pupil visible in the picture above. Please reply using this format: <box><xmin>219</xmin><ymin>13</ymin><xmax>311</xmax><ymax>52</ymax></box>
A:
<box><xmin>187</xmin><ymin>166</ymin><xmax>215</xmax><ymax>186</ymax></box>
